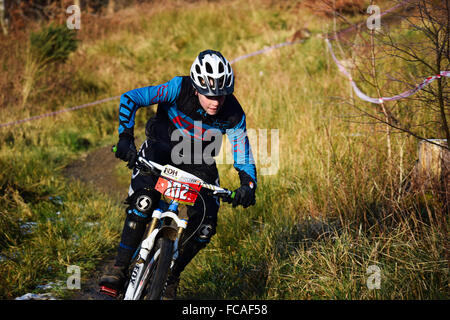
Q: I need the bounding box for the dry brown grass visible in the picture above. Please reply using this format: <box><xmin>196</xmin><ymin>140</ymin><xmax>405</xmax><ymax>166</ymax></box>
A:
<box><xmin>301</xmin><ymin>0</ymin><xmax>366</xmax><ymax>17</ymax></box>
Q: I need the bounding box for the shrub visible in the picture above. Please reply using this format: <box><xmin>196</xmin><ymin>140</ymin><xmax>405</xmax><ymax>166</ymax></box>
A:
<box><xmin>30</xmin><ymin>24</ymin><xmax>79</xmax><ymax>66</ymax></box>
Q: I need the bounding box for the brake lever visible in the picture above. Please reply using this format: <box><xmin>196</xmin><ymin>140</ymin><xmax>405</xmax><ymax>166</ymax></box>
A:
<box><xmin>133</xmin><ymin>163</ymin><xmax>151</xmax><ymax>176</ymax></box>
<box><xmin>212</xmin><ymin>190</ymin><xmax>235</xmax><ymax>203</ymax></box>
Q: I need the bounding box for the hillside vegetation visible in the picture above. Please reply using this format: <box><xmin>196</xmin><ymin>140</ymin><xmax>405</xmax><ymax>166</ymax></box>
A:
<box><xmin>0</xmin><ymin>0</ymin><xmax>448</xmax><ymax>299</ymax></box>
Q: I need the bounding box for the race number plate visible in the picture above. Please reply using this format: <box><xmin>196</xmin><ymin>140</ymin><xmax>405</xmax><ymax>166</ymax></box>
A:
<box><xmin>155</xmin><ymin>177</ymin><xmax>202</xmax><ymax>206</ymax></box>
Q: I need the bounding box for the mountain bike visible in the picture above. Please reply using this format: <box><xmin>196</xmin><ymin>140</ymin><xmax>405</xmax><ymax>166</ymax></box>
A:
<box><xmin>100</xmin><ymin>149</ymin><xmax>234</xmax><ymax>300</ymax></box>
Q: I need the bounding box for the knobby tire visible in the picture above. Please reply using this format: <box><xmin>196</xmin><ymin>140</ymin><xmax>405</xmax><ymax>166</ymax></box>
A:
<box><xmin>145</xmin><ymin>237</ymin><xmax>174</xmax><ymax>300</ymax></box>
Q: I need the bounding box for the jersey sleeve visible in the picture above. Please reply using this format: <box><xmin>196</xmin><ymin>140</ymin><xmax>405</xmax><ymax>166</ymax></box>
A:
<box><xmin>118</xmin><ymin>76</ymin><xmax>183</xmax><ymax>137</ymax></box>
<box><xmin>226</xmin><ymin>114</ymin><xmax>257</xmax><ymax>186</ymax></box>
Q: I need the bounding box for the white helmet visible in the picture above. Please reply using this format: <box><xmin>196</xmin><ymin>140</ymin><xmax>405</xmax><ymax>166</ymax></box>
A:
<box><xmin>190</xmin><ymin>50</ymin><xmax>234</xmax><ymax>96</ymax></box>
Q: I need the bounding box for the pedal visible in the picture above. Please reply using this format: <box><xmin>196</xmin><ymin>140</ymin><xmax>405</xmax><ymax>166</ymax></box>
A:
<box><xmin>100</xmin><ymin>286</ymin><xmax>118</xmax><ymax>298</ymax></box>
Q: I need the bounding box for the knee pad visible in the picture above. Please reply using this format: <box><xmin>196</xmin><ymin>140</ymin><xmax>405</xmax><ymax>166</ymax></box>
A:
<box><xmin>194</xmin><ymin>223</ymin><xmax>216</xmax><ymax>243</ymax></box>
<box><xmin>126</xmin><ymin>188</ymin><xmax>160</xmax><ymax>223</ymax></box>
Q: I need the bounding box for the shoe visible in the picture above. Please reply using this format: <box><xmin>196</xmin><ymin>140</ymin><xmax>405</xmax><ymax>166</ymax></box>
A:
<box><xmin>162</xmin><ymin>275</ymin><xmax>180</xmax><ymax>300</ymax></box>
<box><xmin>99</xmin><ymin>265</ymin><xmax>127</xmax><ymax>296</ymax></box>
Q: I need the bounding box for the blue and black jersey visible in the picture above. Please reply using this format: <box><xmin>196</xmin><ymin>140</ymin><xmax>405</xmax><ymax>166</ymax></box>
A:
<box><xmin>118</xmin><ymin>76</ymin><xmax>257</xmax><ymax>186</ymax></box>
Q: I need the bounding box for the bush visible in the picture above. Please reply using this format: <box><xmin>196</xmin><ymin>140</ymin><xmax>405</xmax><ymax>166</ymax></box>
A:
<box><xmin>30</xmin><ymin>24</ymin><xmax>79</xmax><ymax>66</ymax></box>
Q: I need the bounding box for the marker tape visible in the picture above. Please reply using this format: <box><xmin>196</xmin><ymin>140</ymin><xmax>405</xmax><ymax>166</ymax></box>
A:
<box><xmin>1</xmin><ymin>40</ymin><xmax>302</xmax><ymax>128</ymax></box>
<box><xmin>326</xmin><ymin>38</ymin><xmax>449</xmax><ymax>104</ymax></box>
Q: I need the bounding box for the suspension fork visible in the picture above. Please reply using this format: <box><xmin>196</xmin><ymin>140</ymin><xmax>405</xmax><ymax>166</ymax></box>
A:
<box><xmin>140</xmin><ymin>201</ymin><xmax>187</xmax><ymax>263</ymax></box>
<box><xmin>143</xmin><ymin>201</ymin><xmax>178</xmax><ymax>244</ymax></box>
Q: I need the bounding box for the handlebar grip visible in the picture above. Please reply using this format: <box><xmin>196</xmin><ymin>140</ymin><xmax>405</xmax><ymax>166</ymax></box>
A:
<box><xmin>112</xmin><ymin>144</ymin><xmax>136</xmax><ymax>170</ymax></box>
<box><xmin>221</xmin><ymin>190</ymin><xmax>235</xmax><ymax>204</ymax></box>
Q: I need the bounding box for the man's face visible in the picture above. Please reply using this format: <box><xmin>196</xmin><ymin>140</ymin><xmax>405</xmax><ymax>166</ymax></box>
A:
<box><xmin>197</xmin><ymin>92</ymin><xmax>226</xmax><ymax>116</ymax></box>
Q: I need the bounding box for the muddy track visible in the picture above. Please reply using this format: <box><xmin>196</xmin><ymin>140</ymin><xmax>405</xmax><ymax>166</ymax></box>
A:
<box><xmin>63</xmin><ymin>146</ymin><xmax>127</xmax><ymax>201</ymax></box>
<box><xmin>64</xmin><ymin>146</ymin><xmax>128</xmax><ymax>300</ymax></box>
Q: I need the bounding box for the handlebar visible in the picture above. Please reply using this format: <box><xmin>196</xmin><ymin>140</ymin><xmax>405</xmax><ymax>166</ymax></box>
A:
<box><xmin>112</xmin><ymin>145</ymin><xmax>235</xmax><ymax>202</ymax></box>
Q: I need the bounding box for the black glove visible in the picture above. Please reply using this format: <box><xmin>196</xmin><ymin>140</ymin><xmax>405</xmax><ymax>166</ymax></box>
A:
<box><xmin>115</xmin><ymin>135</ymin><xmax>137</xmax><ymax>169</ymax></box>
<box><xmin>232</xmin><ymin>181</ymin><xmax>256</xmax><ymax>208</ymax></box>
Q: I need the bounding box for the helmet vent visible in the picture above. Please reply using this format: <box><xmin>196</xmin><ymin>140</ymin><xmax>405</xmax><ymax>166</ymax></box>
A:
<box><xmin>198</xmin><ymin>76</ymin><xmax>206</xmax><ymax>87</ymax></box>
<box><xmin>208</xmin><ymin>76</ymin><xmax>215</xmax><ymax>89</ymax></box>
<box><xmin>225</xmin><ymin>75</ymin><xmax>232</xmax><ymax>87</ymax></box>
<box><xmin>205</xmin><ymin>62</ymin><xmax>213</xmax><ymax>74</ymax></box>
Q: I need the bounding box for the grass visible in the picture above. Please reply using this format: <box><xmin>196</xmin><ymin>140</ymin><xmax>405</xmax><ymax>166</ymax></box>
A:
<box><xmin>0</xmin><ymin>0</ymin><xmax>448</xmax><ymax>299</ymax></box>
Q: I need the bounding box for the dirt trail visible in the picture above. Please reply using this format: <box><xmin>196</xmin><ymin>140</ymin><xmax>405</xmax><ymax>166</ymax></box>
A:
<box><xmin>64</xmin><ymin>145</ymin><xmax>128</xmax><ymax>200</ymax></box>
<box><xmin>63</xmin><ymin>145</ymin><xmax>128</xmax><ymax>300</ymax></box>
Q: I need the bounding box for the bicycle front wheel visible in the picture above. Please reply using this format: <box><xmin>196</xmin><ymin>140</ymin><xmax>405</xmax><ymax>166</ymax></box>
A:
<box><xmin>144</xmin><ymin>236</ymin><xmax>174</xmax><ymax>300</ymax></box>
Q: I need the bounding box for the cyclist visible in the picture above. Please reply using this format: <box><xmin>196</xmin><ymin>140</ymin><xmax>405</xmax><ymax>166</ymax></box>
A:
<box><xmin>99</xmin><ymin>50</ymin><xmax>257</xmax><ymax>299</ymax></box>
